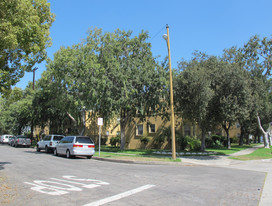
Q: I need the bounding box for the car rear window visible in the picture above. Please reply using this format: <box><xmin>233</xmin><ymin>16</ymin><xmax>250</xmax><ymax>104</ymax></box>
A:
<box><xmin>76</xmin><ymin>137</ymin><xmax>94</xmax><ymax>144</ymax></box>
<box><xmin>53</xmin><ymin>136</ymin><xmax>64</xmax><ymax>141</ymax></box>
<box><xmin>19</xmin><ymin>136</ymin><xmax>28</xmax><ymax>139</ymax></box>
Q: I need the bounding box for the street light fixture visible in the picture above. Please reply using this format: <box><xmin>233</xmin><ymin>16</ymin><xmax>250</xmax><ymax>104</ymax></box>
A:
<box><xmin>163</xmin><ymin>24</ymin><xmax>176</xmax><ymax>160</ymax></box>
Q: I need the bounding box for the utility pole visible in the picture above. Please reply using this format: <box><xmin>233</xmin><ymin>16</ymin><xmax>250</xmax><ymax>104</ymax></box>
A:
<box><xmin>32</xmin><ymin>67</ymin><xmax>38</xmax><ymax>145</ymax></box>
<box><xmin>33</xmin><ymin>67</ymin><xmax>38</xmax><ymax>90</ymax></box>
<box><xmin>163</xmin><ymin>24</ymin><xmax>176</xmax><ymax>160</ymax></box>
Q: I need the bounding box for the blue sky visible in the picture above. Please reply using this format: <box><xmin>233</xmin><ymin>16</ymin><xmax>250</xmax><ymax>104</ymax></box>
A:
<box><xmin>16</xmin><ymin>0</ymin><xmax>272</xmax><ymax>89</ymax></box>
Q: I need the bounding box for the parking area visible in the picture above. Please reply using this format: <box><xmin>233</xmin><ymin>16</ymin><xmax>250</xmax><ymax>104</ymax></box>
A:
<box><xmin>0</xmin><ymin>144</ymin><xmax>265</xmax><ymax>206</ymax></box>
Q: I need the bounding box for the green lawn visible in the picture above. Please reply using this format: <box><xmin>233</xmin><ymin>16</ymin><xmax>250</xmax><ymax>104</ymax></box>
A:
<box><xmin>94</xmin><ymin>151</ymin><xmax>181</xmax><ymax>162</ymax></box>
<box><xmin>94</xmin><ymin>146</ymin><xmax>180</xmax><ymax>162</ymax></box>
<box><xmin>94</xmin><ymin>144</ymin><xmax>267</xmax><ymax>162</ymax></box>
<box><xmin>229</xmin><ymin>146</ymin><xmax>272</xmax><ymax>160</ymax></box>
<box><xmin>206</xmin><ymin>144</ymin><xmax>260</xmax><ymax>155</ymax></box>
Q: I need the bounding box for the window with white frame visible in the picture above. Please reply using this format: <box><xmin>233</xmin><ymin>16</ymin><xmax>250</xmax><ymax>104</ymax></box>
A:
<box><xmin>137</xmin><ymin>125</ymin><xmax>143</xmax><ymax>136</ymax></box>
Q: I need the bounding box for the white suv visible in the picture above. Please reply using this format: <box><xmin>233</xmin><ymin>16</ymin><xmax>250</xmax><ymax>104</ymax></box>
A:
<box><xmin>37</xmin><ymin>134</ymin><xmax>64</xmax><ymax>153</ymax></box>
<box><xmin>0</xmin><ymin>134</ymin><xmax>13</xmax><ymax>144</ymax></box>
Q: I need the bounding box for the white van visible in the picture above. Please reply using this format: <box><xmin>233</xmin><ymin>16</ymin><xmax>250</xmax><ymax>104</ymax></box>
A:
<box><xmin>54</xmin><ymin>136</ymin><xmax>95</xmax><ymax>159</ymax></box>
<box><xmin>0</xmin><ymin>134</ymin><xmax>13</xmax><ymax>144</ymax></box>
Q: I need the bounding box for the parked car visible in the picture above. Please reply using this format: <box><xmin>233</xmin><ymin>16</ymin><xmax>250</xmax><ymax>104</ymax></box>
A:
<box><xmin>54</xmin><ymin>136</ymin><xmax>95</xmax><ymax>159</ymax></box>
<box><xmin>36</xmin><ymin>134</ymin><xmax>64</xmax><ymax>153</ymax></box>
<box><xmin>12</xmin><ymin>135</ymin><xmax>31</xmax><ymax>147</ymax></box>
<box><xmin>0</xmin><ymin>134</ymin><xmax>14</xmax><ymax>144</ymax></box>
<box><xmin>8</xmin><ymin>136</ymin><xmax>15</xmax><ymax>146</ymax></box>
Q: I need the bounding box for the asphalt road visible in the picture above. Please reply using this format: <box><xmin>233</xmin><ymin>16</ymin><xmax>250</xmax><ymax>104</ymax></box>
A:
<box><xmin>0</xmin><ymin>144</ymin><xmax>265</xmax><ymax>206</ymax></box>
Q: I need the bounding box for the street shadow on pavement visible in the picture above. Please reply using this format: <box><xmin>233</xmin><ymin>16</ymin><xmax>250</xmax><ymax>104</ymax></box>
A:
<box><xmin>0</xmin><ymin>162</ymin><xmax>11</xmax><ymax>170</ymax></box>
<box><xmin>24</xmin><ymin>150</ymin><xmax>53</xmax><ymax>155</ymax></box>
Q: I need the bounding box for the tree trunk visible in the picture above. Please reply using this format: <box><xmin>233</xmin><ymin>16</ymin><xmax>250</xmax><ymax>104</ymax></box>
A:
<box><xmin>239</xmin><ymin>125</ymin><xmax>244</xmax><ymax>146</ymax></box>
<box><xmin>120</xmin><ymin>109</ymin><xmax>128</xmax><ymax>150</ymax></box>
<box><xmin>222</xmin><ymin>123</ymin><xmax>231</xmax><ymax>149</ymax></box>
<box><xmin>268</xmin><ymin>132</ymin><xmax>272</xmax><ymax>147</ymax></box>
<box><xmin>245</xmin><ymin>133</ymin><xmax>250</xmax><ymax>145</ymax></box>
<box><xmin>80</xmin><ymin>109</ymin><xmax>86</xmax><ymax>136</ymax></box>
<box><xmin>226</xmin><ymin>130</ymin><xmax>231</xmax><ymax>149</ymax></box>
<box><xmin>257</xmin><ymin>115</ymin><xmax>269</xmax><ymax>148</ymax></box>
<box><xmin>201</xmin><ymin>128</ymin><xmax>206</xmax><ymax>152</ymax></box>
<box><xmin>120</xmin><ymin>118</ymin><xmax>126</xmax><ymax>150</ymax></box>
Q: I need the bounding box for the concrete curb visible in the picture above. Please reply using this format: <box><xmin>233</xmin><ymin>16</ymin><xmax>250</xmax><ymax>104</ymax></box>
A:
<box><xmin>92</xmin><ymin>156</ymin><xmax>186</xmax><ymax>165</ymax></box>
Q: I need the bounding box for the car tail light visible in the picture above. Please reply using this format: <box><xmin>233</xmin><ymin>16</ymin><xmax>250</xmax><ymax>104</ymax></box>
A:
<box><xmin>17</xmin><ymin>139</ymin><xmax>19</xmax><ymax>143</ymax></box>
<box><xmin>73</xmin><ymin>144</ymin><xmax>83</xmax><ymax>148</ymax></box>
<box><xmin>50</xmin><ymin>142</ymin><xmax>52</xmax><ymax>146</ymax></box>
<box><xmin>88</xmin><ymin>145</ymin><xmax>95</xmax><ymax>148</ymax></box>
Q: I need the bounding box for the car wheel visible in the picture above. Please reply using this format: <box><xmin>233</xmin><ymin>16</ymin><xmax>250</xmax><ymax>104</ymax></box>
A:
<box><xmin>86</xmin><ymin>156</ymin><xmax>92</xmax><ymax>159</ymax></box>
<box><xmin>66</xmin><ymin>150</ymin><xmax>71</xmax><ymax>158</ymax></box>
<box><xmin>36</xmin><ymin>145</ymin><xmax>40</xmax><ymax>152</ymax></box>
<box><xmin>54</xmin><ymin>148</ymin><xmax>58</xmax><ymax>156</ymax></box>
<box><xmin>45</xmin><ymin>146</ymin><xmax>49</xmax><ymax>153</ymax></box>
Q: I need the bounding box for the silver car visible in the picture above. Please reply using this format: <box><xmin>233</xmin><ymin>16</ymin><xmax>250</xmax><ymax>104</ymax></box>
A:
<box><xmin>37</xmin><ymin>134</ymin><xmax>64</xmax><ymax>153</ymax></box>
<box><xmin>54</xmin><ymin>136</ymin><xmax>95</xmax><ymax>159</ymax></box>
<box><xmin>13</xmin><ymin>135</ymin><xmax>31</xmax><ymax>147</ymax></box>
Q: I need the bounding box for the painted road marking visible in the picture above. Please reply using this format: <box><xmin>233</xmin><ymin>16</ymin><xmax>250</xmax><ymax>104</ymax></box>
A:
<box><xmin>83</xmin><ymin>184</ymin><xmax>156</xmax><ymax>206</ymax></box>
<box><xmin>24</xmin><ymin>176</ymin><xmax>109</xmax><ymax>196</ymax></box>
<box><xmin>24</xmin><ymin>182</ymin><xmax>69</xmax><ymax>196</ymax></box>
<box><xmin>62</xmin><ymin>176</ymin><xmax>109</xmax><ymax>186</ymax></box>
<box><xmin>51</xmin><ymin>178</ymin><xmax>101</xmax><ymax>189</ymax></box>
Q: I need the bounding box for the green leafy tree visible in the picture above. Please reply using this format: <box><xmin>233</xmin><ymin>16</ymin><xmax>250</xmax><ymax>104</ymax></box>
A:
<box><xmin>0</xmin><ymin>86</ymin><xmax>34</xmax><ymax>135</ymax></box>
<box><xmin>176</xmin><ymin>49</ymin><xmax>253</xmax><ymax>150</ymax></box>
<box><xmin>98</xmin><ymin>30</ymin><xmax>168</xmax><ymax>149</ymax></box>
<box><xmin>0</xmin><ymin>87</ymin><xmax>23</xmax><ymax>133</ymax></box>
<box><xmin>210</xmin><ymin>54</ymin><xmax>252</xmax><ymax>149</ymax></box>
<box><xmin>176</xmin><ymin>52</ymin><xmax>215</xmax><ymax>151</ymax></box>
<box><xmin>240</xmin><ymin>36</ymin><xmax>272</xmax><ymax>148</ymax></box>
<box><xmin>0</xmin><ymin>0</ymin><xmax>55</xmax><ymax>95</ymax></box>
<box><xmin>42</xmin><ymin>28</ymin><xmax>168</xmax><ymax>149</ymax></box>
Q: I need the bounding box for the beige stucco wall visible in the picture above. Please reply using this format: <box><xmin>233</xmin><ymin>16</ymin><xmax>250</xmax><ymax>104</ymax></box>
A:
<box><xmin>83</xmin><ymin>111</ymin><xmax>241</xmax><ymax>149</ymax></box>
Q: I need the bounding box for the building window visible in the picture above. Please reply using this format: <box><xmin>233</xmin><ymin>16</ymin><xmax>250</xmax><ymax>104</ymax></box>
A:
<box><xmin>137</xmin><ymin>125</ymin><xmax>143</xmax><ymax>136</ymax></box>
<box><xmin>184</xmin><ymin>124</ymin><xmax>191</xmax><ymax>136</ymax></box>
<box><xmin>149</xmin><ymin>124</ymin><xmax>156</xmax><ymax>133</ymax></box>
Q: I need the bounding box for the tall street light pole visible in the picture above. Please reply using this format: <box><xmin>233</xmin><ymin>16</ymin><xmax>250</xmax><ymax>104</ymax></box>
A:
<box><xmin>33</xmin><ymin>67</ymin><xmax>38</xmax><ymax>90</ymax></box>
<box><xmin>163</xmin><ymin>24</ymin><xmax>176</xmax><ymax>160</ymax></box>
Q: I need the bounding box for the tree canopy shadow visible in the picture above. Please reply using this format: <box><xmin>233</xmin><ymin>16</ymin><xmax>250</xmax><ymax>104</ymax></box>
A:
<box><xmin>0</xmin><ymin>162</ymin><xmax>11</xmax><ymax>170</ymax></box>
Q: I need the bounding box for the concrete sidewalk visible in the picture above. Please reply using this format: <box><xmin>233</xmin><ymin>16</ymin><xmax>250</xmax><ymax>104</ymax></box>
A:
<box><xmin>180</xmin><ymin>145</ymin><xmax>272</xmax><ymax>206</ymax></box>
<box><xmin>180</xmin><ymin>144</ymin><xmax>265</xmax><ymax>166</ymax></box>
<box><xmin>229</xmin><ymin>144</ymin><xmax>264</xmax><ymax>156</ymax></box>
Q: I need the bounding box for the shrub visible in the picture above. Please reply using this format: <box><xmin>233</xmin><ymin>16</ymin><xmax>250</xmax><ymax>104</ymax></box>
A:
<box><xmin>212</xmin><ymin>135</ymin><xmax>225</xmax><ymax>146</ymax></box>
<box><xmin>205</xmin><ymin>138</ymin><xmax>215</xmax><ymax>148</ymax></box>
<box><xmin>206</xmin><ymin>135</ymin><xmax>227</xmax><ymax>148</ymax></box>
<box><xmin>101</xmin><ymin>136</ymin><xmax>108</xmax><ymax>145</ymax></box>
<box><xmin>231</xmin><ymin>137</ymin><xmax>239</xmax><ymax>144</ymax></box>
<box><xmin>177</xmin><ymin>136</ymin><xmax>201</xmax><ymax>151</ymax></box>
<box><xmin>110</xmin><ymin>135</ymin><xmax>121</xmax><ymax>147</ymax></box>
<box><xmin>153</xmin><ymin>134</ymin><xmax>166</xmax><ymax>146</ymax></box>
<box><xmin>140</xmin><ymin>135</ymin><xmax>150</xmax><ymax>145</ymax></box>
